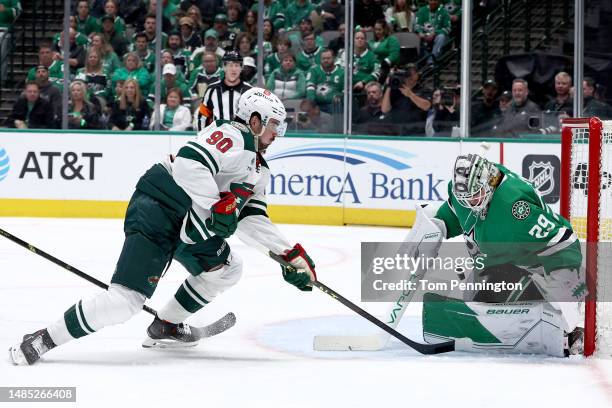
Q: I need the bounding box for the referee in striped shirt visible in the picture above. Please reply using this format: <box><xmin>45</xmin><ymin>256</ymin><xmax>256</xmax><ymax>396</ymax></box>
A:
<box><xmin>196</xmin><ymin>50</ymin><xmax>252</xmax><ymax>131</ymax></box>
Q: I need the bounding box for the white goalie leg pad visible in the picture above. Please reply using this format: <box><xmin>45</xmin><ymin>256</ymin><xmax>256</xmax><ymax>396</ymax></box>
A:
<box><xmin>530</xmin><ymin>268</ymin><xmax>585</xmax><ymax>332</ymax></box>
<box><xmin>423</xmin><ymin>295</ymin><xmax>566</xmax><ymax>357</ymax></box>
<box><xmin>403</xmin><ymin>204</ymin><xmax>446</xmax><ymax>266</ymax></box>
<box><xmin>47</xmin><ymin>284</ymin><xmax>146</xmax><ymax>346</ymax></box>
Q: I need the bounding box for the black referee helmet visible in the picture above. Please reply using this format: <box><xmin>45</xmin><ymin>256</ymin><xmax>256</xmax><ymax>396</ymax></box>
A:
<box><xmin>222</xmin><ymin>50</ymin><xmax>243</xmax><ymax>65</ymax></box>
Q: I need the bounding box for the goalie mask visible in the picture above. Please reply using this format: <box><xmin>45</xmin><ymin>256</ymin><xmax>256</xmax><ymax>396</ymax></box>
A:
<box><xmin>452</xmin><ymin>154</ymin><xmax>499</xmax><ymax>211</ymax></box>
<box><xmin>235</xmin><ymin>87</ymin><xmax>287</xmax><ymax>138</ymax></box>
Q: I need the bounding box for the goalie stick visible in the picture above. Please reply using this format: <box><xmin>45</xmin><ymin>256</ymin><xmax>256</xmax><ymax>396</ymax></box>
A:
<box><xmin>235</xmin><ymin>230</ymin><xmax>453</xmax><ymax>354</ymax></box>
<box><xmin>313</xmin><ymin>204</ymin><xmax>444</xmax><ymax>351</ymax></box>
<box><xmin>0</xmin><ymin>227</ymin><xmax>236</xmax><ymax>339</ymax></box>
<box><xmin>258</xmin><ymin>247</ymin><xmax>454</xmax><ymax>355</ymax></box>
<box><xmin>312</xmin><ymin>280</ymin><xmax>416</xmax><ymax>351</ymax></box>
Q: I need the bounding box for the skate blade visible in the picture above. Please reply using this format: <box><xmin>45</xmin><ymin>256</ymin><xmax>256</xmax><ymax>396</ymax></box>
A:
<box><xmin>8</xmin><ymin>344</ymin><xmax>28</xmax><ymax>366</ymax></box>
<box><xmin>142</xmin><ymin>336</ymin><xmax>200</xmax><ymax>349</ymax></box>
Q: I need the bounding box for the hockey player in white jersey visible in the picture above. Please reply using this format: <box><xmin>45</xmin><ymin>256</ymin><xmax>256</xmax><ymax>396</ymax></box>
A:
<box><xmin>9</xmin><ymin>88</ymin><xmax>317</xmax><ymax>365</ymax></box>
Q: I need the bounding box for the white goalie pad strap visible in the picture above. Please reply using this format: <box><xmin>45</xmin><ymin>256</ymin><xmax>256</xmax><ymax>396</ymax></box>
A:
<box><xmin>400</xmin><ymin>204</ymin><xmax>446</xmax><ymax>276</ymax></box>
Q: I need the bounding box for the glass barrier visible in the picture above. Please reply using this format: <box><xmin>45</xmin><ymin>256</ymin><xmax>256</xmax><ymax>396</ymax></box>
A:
<box><xmin>0</xmin><ymin>0</ymin><xmax>611</xmax><ymax>137</ymax></box>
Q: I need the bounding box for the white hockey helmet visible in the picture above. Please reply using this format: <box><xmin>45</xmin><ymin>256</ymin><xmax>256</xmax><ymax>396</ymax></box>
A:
<box><xmin>235</xmin><ymin>87</ymin><xmax>287</xmax><ymax>137</ymax></box>
<box><xmin>452</xmin><ymin>154</ymin><xmax>499</xmax><ymax>211</ymax></box>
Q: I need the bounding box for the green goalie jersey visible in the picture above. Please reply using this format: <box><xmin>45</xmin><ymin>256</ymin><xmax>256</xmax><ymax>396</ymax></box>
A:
<box><xmin>435</xmin><ymin>164</ymin><xmax>582</xmax><ymax>275</ymax></box>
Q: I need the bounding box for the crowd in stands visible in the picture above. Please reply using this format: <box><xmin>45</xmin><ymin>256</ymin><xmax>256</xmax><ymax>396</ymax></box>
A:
<box><xmin>2</xmin><ymin>0</ymin><xmax>611</xmax><ymax>136</ymax></box>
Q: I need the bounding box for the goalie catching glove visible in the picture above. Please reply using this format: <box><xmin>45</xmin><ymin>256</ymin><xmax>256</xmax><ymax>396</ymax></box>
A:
<box><xmin>281</xmin><ymin>244</ymin><xmax>317</xmax><ymax>291</ymax></box>
<box><xmin>205</xmin><ymin>192</ymin><xmax>239</xmax><ymax>238</ymax></box>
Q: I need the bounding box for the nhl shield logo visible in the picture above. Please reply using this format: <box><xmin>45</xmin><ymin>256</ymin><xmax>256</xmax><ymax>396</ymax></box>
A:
<box><xmin>528</xmin><ymin>161</ymin><xmax>555</xmax><ymax>196</ymax></box>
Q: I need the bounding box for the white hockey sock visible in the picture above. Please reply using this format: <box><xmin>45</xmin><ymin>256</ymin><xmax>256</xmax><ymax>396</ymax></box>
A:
<box><xmin>157</xmin><ymin>295</ymin><xmax>194</xmax><ymax>324</ymax></box>
<box><xmin>47</xmin><ymin>284</ymin><xmax>145</xmax><ymax>345</ymax></box>
<box><xmin>158</xmin><ymin>253</ymin><xmax>243</xmax><ymax>323</ymax></box>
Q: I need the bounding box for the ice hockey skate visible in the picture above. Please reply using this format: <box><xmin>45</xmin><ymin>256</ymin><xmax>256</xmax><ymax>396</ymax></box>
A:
<box><xmin>565</xmin><ymin>327</ymin><xmax>585</xmax><ymax>356</ymax></box>
<box><xmin>142</xmin><ymin>317</ymin><xmax>202</xmax><ymax>349</ymax></box>
<box><xmin>9</xmin><ymin>329</ymin><xmax>56</xmax><ymax>366</ymax></box>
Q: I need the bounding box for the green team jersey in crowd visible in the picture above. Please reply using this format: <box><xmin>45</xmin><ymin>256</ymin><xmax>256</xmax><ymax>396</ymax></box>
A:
<box><xmin>296</xmin><ymin>46</ymin><xmax>323</xmax><ymax>73</ymax></box>
<box><xmin>353</xmin><ymin>49</ymin><xmax>380</xmax><ymax>84</ymax></box>
<box><xmin>188</xmin><ymin>66</ymin><xmax>223</xmax><ymax>103</ymax></box>
<box><xmin>134</xmin><ymin>50</ymin><xmax>156</xmax><ymax>74</ymax></box>
<box><xmin>368</xmin><ymin>35</ymin><xmax>400</xmax><ymax>66</ymax></box>
<box><xmin>251</xmin><ymin>1</ymin><xmax>286</xmax><ymax>30</ymax></box>
<box><xmin>101</xmin><ymin>52</ymin><xmax>121</xmax><ymax>76</ymax></box>
<box><xmin>284</xmin><ymin>0</ymin><xmax>316</xmax><ymax>30</ymax></box>
<box><xmin>75</xmin><ymin>15</ymin><xmax>101</xmax><ymax>36</ymax></box>
<box><xmin>264</xmin><ymin>52</ymin><xmax>282</xmax><ymax>76</ymax></box>
<box><xmin>111</xmin><ymin>66</ymin><xmax>152</xmax><ymax>96</ymax></box>
<box><xmin>52</xmin><ymin>31</ymin><xmax>89</xmax><ymax>48</ymax></box>
<box><xmin>435</xmin><ymin>164</ymin><xmax>582</xmax><ymax>275</ymax></box>
<box><xmin>147</xmin><ymin>79</ymin><xmax>191</xmax><ymax>108</ymax></box>
<box><xmin>27</xmin><ymin>60</ymin><xmax>64</xmax><ymax>87</ymax></box>
<box><xmin>415</xmin><ymin>4</ymin><xmax>451</xmax><ymax>36</ymax></box>
<box><xmin>266</xmin><ymin>66</ymin><xmax>306</xmax><ymax>100</ymax></box>
<box><xmin>75</xmin><ymin>68</ymin><xmax>111</xmax><ymax>101</ymax></box>
<box><xmin>305</xmin><ymin>65</ymin><xmax>344</xmax><ymax>105</ymax></box>
<box><xmin>0</xmin><ymin>0</ymin><xmax>20</xmax><ymax>24</ymax></box>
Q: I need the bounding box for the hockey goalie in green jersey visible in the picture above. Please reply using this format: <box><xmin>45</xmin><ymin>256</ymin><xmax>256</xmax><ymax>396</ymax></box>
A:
<box><xmin>420</xmin><ymin>154</ymin><xmax>585</xmax><ymax>356</ymax></box>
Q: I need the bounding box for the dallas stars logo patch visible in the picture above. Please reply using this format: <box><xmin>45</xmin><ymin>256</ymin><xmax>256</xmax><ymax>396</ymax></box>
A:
<box><xmin>511</xmin><ymin>200</ymin><xmax>530</xmax><ymax>220</ymax></box>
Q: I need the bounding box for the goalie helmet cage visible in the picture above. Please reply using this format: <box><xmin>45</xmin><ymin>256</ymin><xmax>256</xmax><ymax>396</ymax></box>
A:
<box><xmin>560</xmin><ymin>117</ymin><xmax>612</xmax><ymax>357</ymax></box>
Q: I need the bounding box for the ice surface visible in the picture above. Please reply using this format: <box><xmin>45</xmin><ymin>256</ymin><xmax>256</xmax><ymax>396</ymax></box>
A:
<box><xmin>1</xmin><ymin>218</ymin><xmax>612</xmax><ymax>408</ymax></box>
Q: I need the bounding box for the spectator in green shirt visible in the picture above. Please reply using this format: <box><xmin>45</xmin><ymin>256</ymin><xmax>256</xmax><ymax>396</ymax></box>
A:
<box><xmin>26</xmin><ymin>41</ymin><xmax>64</xmax><ymax>89</ymax></box>
<box><xmin>75</xmin><ymin>0</ymin><xmax>101</xmax><ymax>36</ymax></box>
<box><xmin>265</xmin><ymin>36</ymin><xmax>292</xmax><ymax>76</ymax></box>
<box><xmin>266</xmin><ymin>53</ymin><xmax>306</xmax><ymax>101</ymax></box>
<box><xmin>284</xmin><ymin>0</ymin><xmax>317</xmax><ymax>31</ymax></box>
<box><xmin>415</xmin><ymin>0</ymin><xmax>450</xmax><ymax>64</ymax></box>
<box><xmin>103</xmin><ymin>0</ymin><xmax>126</xmax><ymax>35</ymax></box>
<box><xmin>76</xmin><ymin>48</ymin><xmax>112</xmax><ymax>107</ymax></box>
<box><xmin>305</xmin><ymin>48</ymin><xmax>344</xmax><ymax>113</ymax></box>
<box><xmin>369</xmin><ymin>19</ymin><xmax>400</xmax><ymax>69</ymax></box>
<box><xmin>0</xmin><ymin>0</ymin><xmax>20</xmax><ymax>25</ymax></box>
<box><xmin>296</xmin><ymin>32</ymin><xmax>323</xmax><ymax>72</ymax></box>
<box><xmin>90</xmin><ymin>32</ymin><xmax>122</xmax><ymax>76</ymax></box>
<box><xmin>112</xmin><ymin>52</ymin><xmax>152</xmax><ymax>96</ymax></box>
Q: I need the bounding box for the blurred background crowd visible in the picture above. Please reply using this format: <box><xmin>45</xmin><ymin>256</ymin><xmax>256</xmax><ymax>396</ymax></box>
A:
<box><xmin>0</xmin><ymin>0</ymin><xmax>611</xmax><ymax>137</ymax></box>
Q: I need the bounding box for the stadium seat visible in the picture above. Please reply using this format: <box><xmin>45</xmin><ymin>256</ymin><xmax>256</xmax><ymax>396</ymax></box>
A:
<box><xmin>320</xmin><ymin>30</ymin><xmax>340</xmax><ymax>47</ymax></box>
<box><xmin>394</xmin><ymin>32</ymin><xmax>420</xmax><ymax>65</ymax></box>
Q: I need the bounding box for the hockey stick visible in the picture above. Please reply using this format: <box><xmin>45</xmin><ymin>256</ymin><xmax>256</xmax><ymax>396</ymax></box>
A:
<box><xmin>312</xmin><ymin>280</ymin><xmax>416</xmax><ymax>351</ymax></box>
<box><xmin>266</xmin><ymin>251</ymin><xmax>454</xmax><ymax>355</ymax></box>
<box><xmin>0</xmin><ymin>227</ymin><xmax>236</xmax><ymax>337</ymax></box>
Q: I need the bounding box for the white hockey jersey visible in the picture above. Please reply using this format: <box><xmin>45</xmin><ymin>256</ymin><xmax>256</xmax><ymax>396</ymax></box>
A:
<box><xmin>165</xmin><ymin>119</ymin><xmax>291</xmax><ymax>253</ymax></box>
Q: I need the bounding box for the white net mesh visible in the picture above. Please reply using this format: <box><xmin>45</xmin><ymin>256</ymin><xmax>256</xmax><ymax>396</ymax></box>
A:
<box><xmin>567</xmin><ymin>119</ymin><xmax>612</xmax><ymax>356</ymax></box>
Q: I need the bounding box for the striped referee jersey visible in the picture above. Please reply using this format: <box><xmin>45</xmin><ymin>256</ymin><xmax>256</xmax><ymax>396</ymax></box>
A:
<box><xmin>196</xmin><ymin>80</ymin><xmax>252</xmax><ymax>130</ymax></box>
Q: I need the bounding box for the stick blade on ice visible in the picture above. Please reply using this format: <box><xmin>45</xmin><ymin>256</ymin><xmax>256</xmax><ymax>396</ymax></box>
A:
<box><xmin>313</xmin><ymin>334</ymin><xmax>387</xmax><ymax>351</ymax></box>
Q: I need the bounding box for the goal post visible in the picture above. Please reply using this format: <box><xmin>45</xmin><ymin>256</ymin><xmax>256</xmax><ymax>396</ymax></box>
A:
<box><xmin>561</xmin><ymin>117</ymin><xmax>612</xmax><ymax>357</ymax></box>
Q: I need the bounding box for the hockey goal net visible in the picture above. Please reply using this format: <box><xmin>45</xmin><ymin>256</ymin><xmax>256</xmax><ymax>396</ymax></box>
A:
<box><xmin>561</xmin><ymin>117</ymin><xmax>612</xmax><ymax>357</ymax></box>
